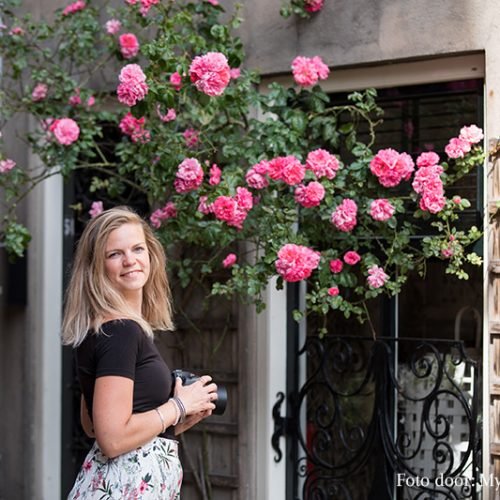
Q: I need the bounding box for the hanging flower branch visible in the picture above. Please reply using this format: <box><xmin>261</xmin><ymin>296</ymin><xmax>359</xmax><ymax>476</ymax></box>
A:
<box><xmin>280</xmin><ymin>0</ymin><xmax>325</xmax><ymax>19</ymax></box>
<box><xmin>0</xmin><ymin>0</ymin><xmax>484</xmax><ymax>329</ymax></box>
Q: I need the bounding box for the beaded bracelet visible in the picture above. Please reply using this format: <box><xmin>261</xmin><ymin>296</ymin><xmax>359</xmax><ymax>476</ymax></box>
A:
<box><xmin>154</xmin><ymin>407</ymin><xmax>166</xmax><ymax>434</ymax></box>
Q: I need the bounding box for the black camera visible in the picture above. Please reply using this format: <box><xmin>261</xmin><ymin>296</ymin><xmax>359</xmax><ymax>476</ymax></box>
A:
<box><xmin>172</xmin><ymin>369</ymin><xmax>227</xmax><ymax>415</ymax></box>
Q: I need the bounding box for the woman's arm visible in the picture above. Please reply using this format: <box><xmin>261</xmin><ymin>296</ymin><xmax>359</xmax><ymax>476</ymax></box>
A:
<box><xmin>80</xmin><ymin>395</ymin><xmax>95</xmax><ymax>438</ymax></box>
<box><xmin>93</xmin><ymin>375</ymin><xmax>217</xmax><ymax>458</ymax></box>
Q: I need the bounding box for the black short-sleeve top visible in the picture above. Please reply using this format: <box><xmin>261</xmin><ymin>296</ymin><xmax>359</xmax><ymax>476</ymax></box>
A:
<box><xmin>75</xmin><ymin>319</ymin><xmax>175</xmax><ymax>439</ymax></box>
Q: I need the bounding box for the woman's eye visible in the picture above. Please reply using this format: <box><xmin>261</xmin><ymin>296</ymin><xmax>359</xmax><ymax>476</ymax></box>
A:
<box><xmin>134</xmin><ymin>246</ymin><xmax>145</xmax><ymax>252</ymax></box>
<box><xmin>107</xmin><ymin>252</ymin><xmax>119</xmax><ymax>258</ymax></box>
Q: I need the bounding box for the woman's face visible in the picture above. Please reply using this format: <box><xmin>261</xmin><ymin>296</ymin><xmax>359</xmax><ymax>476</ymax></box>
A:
<box><xmin>104</xmin><ymin>222</ymin><xmax>151</xmax><ymax>300</ymax></box>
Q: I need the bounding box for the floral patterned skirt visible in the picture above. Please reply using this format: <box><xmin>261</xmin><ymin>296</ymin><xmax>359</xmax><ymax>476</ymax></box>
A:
<box><xmin>67</xmin><ymin>437</ymin><xmax>182</xmax><ymax>499</ymax></box>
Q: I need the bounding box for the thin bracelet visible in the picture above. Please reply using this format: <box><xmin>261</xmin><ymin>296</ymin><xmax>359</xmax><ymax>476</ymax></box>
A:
<box><xmin>154</xmin><ymin>407</ymin><xmax>166</xmax><ymax>434</ymax></box>
<box><xmin>172</xmin><ymin>396</ymin><xmax>186</xmax><ymax>423</ymax></box>
<box><xmin>169</xmin><ymin>398</ymin><xmax>181</xmax><ymax>426</ymax></box>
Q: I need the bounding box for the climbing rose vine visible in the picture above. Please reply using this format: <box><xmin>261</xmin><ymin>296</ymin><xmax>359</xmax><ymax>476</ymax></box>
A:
<box><xmin>0</xmin><ymin>0</ymin><xmax>485</xmax><ymax>330</ymax></box>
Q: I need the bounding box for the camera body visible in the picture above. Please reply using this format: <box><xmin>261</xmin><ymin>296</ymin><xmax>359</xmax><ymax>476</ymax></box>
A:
<box><xmin>172</xmin><ymin>369</ymin><xmax>227</xmax><ymax>415</ymax></box>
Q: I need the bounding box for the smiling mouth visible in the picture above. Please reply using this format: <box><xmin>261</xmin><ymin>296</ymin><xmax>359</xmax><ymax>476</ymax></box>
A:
<box><xmin>121</xmin><ymin>270</ymin><xmax>142</xmax><ymax>277</ymax></box>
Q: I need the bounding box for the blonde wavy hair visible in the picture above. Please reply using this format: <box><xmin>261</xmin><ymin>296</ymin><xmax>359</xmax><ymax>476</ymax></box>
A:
<box><xmin>62</xmin><ymin>206</ymin><xmax>174</xmax><ymax>346</ymax></box>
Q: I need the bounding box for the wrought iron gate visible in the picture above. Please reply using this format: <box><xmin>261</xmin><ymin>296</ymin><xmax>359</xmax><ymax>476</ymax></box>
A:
<box><xmin>272</xmin><ymin>330</ymin><xmax>481</xmax><ymax>500</ymax></box>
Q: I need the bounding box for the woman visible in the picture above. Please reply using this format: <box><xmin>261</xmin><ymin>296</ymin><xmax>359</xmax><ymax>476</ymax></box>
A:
<box><xmin>62</xmin><ymin>206</ymin><xmax>217</xmax><ymax>499</ymax></box>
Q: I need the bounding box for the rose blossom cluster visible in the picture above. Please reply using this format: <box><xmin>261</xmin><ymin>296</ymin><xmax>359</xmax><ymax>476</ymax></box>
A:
<box><xmin>305</xmin><ymin>149</ymin><xmax>340</xmax><ymax>179</ymax></box>
<box><xmin>367</xmin><ymin>265</ymin><xmax>389</xmax><ymax>289</ymax></box>
<box><xmin>246</xmin><ymin>160</ymin><xmax>269</xmax><ymax>189</ymax></box>
<box><xmin>125</xmin><ymin>0</ymin><xmax>160</xmax><ymax>16</ymax></box>
<box><xmin>189</xmin><ymin>52</ymin><xmax>231</xmax><ymax>97</ymax></box>
<box><xmin>62</xmin><ymin>0</ymin><xmax>85</xmax><ymax>16</ymax></box>
<box><xmin>275</xmin><ymin>243</ymin><xmax>321</xmax><ymax>282</ymax></box>
<box><xmin>150</xmin><ymin>201</ymin><xmax>177</xmax><ymax>229</ymax></box>
<box><xmin>212</xmin><ymin>187</ymin><xmax>253</xmax><ymax>230</ymax></box>
<box><xmin>268</xmin><ymin>155</ymin><xmax>305</xmax><ymax>185</ymax></box>
<box><xmin>412</xmin><ymin>152</ymin><xmax>445</xmax><ymax>214</ymax></box>
<box><xmin>119</xmin><ymin>33</ymin><xmax>140</xmax><ymax>59</ymax></box>
<box><xmin>0</xmin><ymin>159</ymin><xmax>16</xmax><ymax>174</ymax></box>
<box><xmin>32</xmin><ymin>83</ymin><xmax>48</xmax><ymax>102</ymax></box>
<box><xmin>304</xmin><ymin>0</ymin><xmax>324</xmax><ymax>12</ymax></box>
<box><xmin>369</xmin><ymin>199</ymin><xmax>395</xmax><ymax>222</ymax></box>
<box><xmin>105</xmin><ymin>19</ymin><xmax>121</xmax><ymax>35</ymax></box>
<box><xmin>331</xmin><ymin>199</ymin><xmax>358</xmax><ymax>232</ymax></box>
<box><xmin>291</xmin><ymin>55</ymin><xmax>329</xmax><ymax>87</ymax></box>
<box><xmin>119</xmin><ymin>112</ymin><xmax>150</xmax><ymax>143</ymax></box>
<box><xmin>445</xmin><ymin>124</ymin><xmax>483</xmax><ymax>159</ymax></box>
<box><xmin>49</xmin><ymin>118</ymin><xmax>80</xmax><ymax>145</ymax></box>
<box><xmin>174</xmin><ymin>158</ymin><xmax>204</xmax><ymax>193</ymax></box>
<box><xmin>183</xmin><ymin>128</ymin><xmax>200</xmax><ymax>148</ymax></box>
<box><xmin>294</xmin><ymin>181</ymin><xmax>325</xmax><ymax>208</ymax></box>
<box><xmin>209</xmin><ymin>164</ymin><xmax>222</xmax><ymax>185</ymax></box>
<box><xmin>117</xmin><ymin>64</ymin><xmax>148</xmax><ymax>107</ymax></box>
<box><xmin>369</xmin><ymin>148</ymin><xmax>415</xmax><ymax>187</ymax></box>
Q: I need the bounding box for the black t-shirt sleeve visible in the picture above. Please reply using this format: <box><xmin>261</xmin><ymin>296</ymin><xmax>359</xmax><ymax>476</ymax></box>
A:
<box><xmin>94</xmin><ymin>320</ymin><xmax>144</xmax><ymax>380</ymax></box>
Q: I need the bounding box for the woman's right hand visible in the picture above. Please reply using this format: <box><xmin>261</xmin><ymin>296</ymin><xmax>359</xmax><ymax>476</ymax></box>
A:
<box><xmin>174</xmin><ymin>375</ymin><xmax>218</xmax><ymax>415</ymax></box>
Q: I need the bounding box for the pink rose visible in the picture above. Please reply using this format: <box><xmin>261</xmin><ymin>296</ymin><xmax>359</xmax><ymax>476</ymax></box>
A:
<box><xmin>156</xmin><ymin>105</ymin><xmax>176</xmax><ymax>122</ymax></box>
<box><xmin>459</xmin><ymin>125</ymin><xmax>483</xmax><ymax>145</ymax></box>
<box><xmin>294</xmin><ymin>181</ymin><xmax>325</xmax><ymax>208</ymax></box>
<box><xmin>105</xmin><ymin>19</ymin><xmax>121</xmax><ymax>35</ymax></box>
<box><xmin>291</xmin><ymin>55</ymin><xmax>329</xmax><ymax>87</ymax></box>
<box><xmin>117</xmin><ymin>64</ymin><xmax>148</xmax><ymax>107</ymax></box>
<box><xmin>305</xmin><ymin>149</ymin><xmax>340</xmax><ymax>179</ymax></box>
<box><xmin>9</xmin><ymin>27</ymin><xmax>24</xmax><ymax>36</ymax></box>
<box><xmin>119</xmin><ymin>33</ymin><xmax>140</xmax><ymax>59</ymax></box>
<box><xmin>150</xmin><ymin>202</ymin><xmax>177</xmax><ymax>228</ymax></box>
<box><xmin>87</xmin><ymin>96</ymin><xmax>95</xmax><ymax>107</ymax></box>
<box><xmin>419</xmin><ymin>191</ymin><xmax>446</xmax><ymax>214</ymax></box>
<box><xmin>369</xmin><ymin>199</ymin><xmax>395</xmax><ymax>222</ymax></box>
<box><xmin>119</xmin><ymin>112</ymin><xmax>150</xmax><ymax>143</ymax></box>
<box><xmin>222</xmin><ymin>253</ymin><xmax>237</xmax><ymax>268</ymax></box>
<box><xmin>213</xmin><ymin>196</ymin><xmax>248</xmax><ymax>229</ymax></box>
<box><xmin>174</xmin><ymin>158</ymin><xmax>204</xmax><ymax>193</ymax></box>
<box><xmin>453</xmin><ymin>196</ymin><xmax>462</xmax><ymax>205</ymax></box>
<box><xmin>139</xmin><ymin>0</ymin><xmax>160</xmax><ymax>16</ymax></box>
<box><xmin>62</xmin><ymin>0</ymin><xmax>85</xmax><ymax>16</ymax></box>
<box><xmin>444</xmin><ymin>137</ymin><xmax>471</xmax><ymax>159</ymax></box>
<box><xmin>343</xmin><ymin>251</ymin><xmax>361</xmax><ymax>266</ymax></box>
<box><xmin>275</xmin><ymin>243</ymin><xmax>321</xmax><ymax>282</ymax></box>
<box><xmin>327</xmin><ymin>286</ymin><xmax>340</xmax><ymax>297</ymax></box>
<box><xmin>370</xmin><ymin>149</ymin><xmax>415</xmax><ymax>187</ymax></box>
<box><xmin>367</xmin><ymin>265</ymin><xmax>389</xmax><ymax>289</ymax></box>
<box><xmin>246</xmin><ymin>161</ymin><xmax>269</xmax><ymax>190</ymax></box>
<box><xmin>205</xmin><ymin>0</ymin><xmax>219</xmax><ymax>4</ymax></box>
<box><xmin>441</xmin><ymin>247</ymin><xmax>454</xmax><ymax>258</ymax></box>
<box><xmin>189</xmin><ymin>52</ymin><xmax>231</xmax><ymax>97</ymax></box>
<box><xmin>304</xmin><ymin>0</ymin><xmax>324</xmax><ymax>12</ymax></box>
<box><xmin>229</xmin><ymin>68</ymin><xmax>241</xmax><ymax>79</ymax></box>
<box><xmin>198</xmin><ymin>195</ymin><xmax>213</xmax><ymax>215</ymax></box>
<box><xmin>69</xmin><ymin>89</ymin><xmax>81</xmax><ymax>106</ymax></box>
<box><xmin>331</xmin><ymin>199</ymin><xmax>358</xmax><ymax>232</ymax></box>
<box><xmin>89</xmin><ymin>201</ymin><xmax>103</xmax><ymax>218</ymax></box>
<box><xmin>209</xmin><ymin>164</ymin><xmax>222</xmax><ymax>185</ymax></box>
<box><xmin>329</xmin><ymin>259</ymin><xmax>343</xmax><ymax>273</ymax></box>
<box><xmin>32</xmin><ymin>83</ymin><xmax>48</xmax><ymax>102</ymax></box>
<box><xmin>183</xmin><ymin>128</ymin><xmax>200</xmax><ymax>148</ymax></box>
<box><xmin>268</xmin><ymin>156</ymin><xmax>305</xmax><ymax>185</ymax></box>
<box><xmin>170</xmin><ymin>72</ymin><xmax>182</xmax><ymax>91</ymax></box>
<box><xmin>50</xmin><ymin>118</ymin><xmax>80</xmax><ymax>145</ymax></box>
<box><xmin>416</xmin><ymin>152</ymin><xmax>440</xmax><ymax>168</ymax></box>
<box><xmin>0</xmin><ymin>159</ymin><xmax>16</xmax><ymax>173</ymax></box>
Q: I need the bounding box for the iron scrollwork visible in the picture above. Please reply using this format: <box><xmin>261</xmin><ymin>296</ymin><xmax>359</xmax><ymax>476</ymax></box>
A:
<box><xmin>283</xmin><ymin>336</ymin><xmax>480</xmax><ymax>500</ymax></box>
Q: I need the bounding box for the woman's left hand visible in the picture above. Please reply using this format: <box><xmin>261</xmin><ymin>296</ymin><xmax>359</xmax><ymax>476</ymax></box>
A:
<box><xmin>175</xmin><ymin>409</ymin><xmax>212</xmax><ymax>435</ymax></box>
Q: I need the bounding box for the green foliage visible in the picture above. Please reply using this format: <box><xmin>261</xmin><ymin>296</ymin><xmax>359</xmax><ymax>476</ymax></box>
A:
<box><xmin>0</xmin><ymin>0</ymin><xmax>485</xmax><ymax>327</ymax></box>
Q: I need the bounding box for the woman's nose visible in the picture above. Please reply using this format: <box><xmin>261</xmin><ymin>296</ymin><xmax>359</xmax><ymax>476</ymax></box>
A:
<box><xmin>122</xmin><ymin>251</ymin><xmax>135</xmax><ymax>266</ymax></box>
